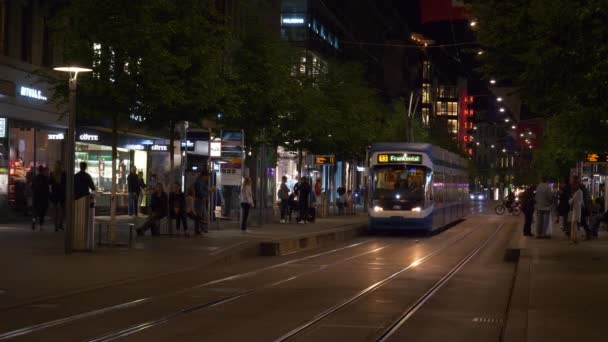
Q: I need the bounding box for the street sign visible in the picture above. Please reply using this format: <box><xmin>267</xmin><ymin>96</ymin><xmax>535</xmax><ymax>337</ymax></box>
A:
<box><xmin>314</xmin><ymin>155</ymin><xmax>335</xmax><ymax>165</ymax></box>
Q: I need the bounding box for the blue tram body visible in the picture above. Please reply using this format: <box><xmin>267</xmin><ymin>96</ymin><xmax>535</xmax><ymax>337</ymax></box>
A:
<box><xmin>367</xmin><ymin>143</ymin><xmax>469</xmax><ymax>232</ymax></box>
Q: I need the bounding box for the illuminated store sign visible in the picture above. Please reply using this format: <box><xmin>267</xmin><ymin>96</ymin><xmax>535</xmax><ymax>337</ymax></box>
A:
<box><xmin>210</xmin><ymin>142</ymin><xmax>221</xmax><ymax>157</ymax></box>
<box><xmin>150</xmin><ymin>144</ymin><xmax>168</xmax><ymax>151</ymax></box>
<box><xmin>282</xmin><ymin>17</ymin><xmax>305</xmax><ymax>25</ymax></box>
<box><xmin>48</xmin><ymin>133</ymin><xmax>65</xmax><ymax>140</ymax></box>
<box><xmin>125</xmin><ymin>144</ymin><xmax>145</xmax><ymax>151</ymax></box>
<box><xmin>78</xmin><ymin>133</ymin><xmax>99</xmax><ymax>141</ymax></box>
<box><xmin>377</xmin><ymin>153</ymin><xmax>423</xmax><ymax>164</ymax></box>
<box><xmin>19</xmin><ymin>86</ymin><xmax>47</xmax><ymax>101</ymax></box>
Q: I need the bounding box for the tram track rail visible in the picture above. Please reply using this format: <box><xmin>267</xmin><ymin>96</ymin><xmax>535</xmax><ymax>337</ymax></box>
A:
<box><xmin>1</xmin><ymin>220</ymin><xmax>488</xmax><ymax>342</ymax></box>
<box><xmin>85</xmin><ymin>221</ymin><xmax>485</xmax><ymax>342</ymax></box>
<box><xmin>274</xmin><ymin>222</ymin><xmax>502</xmax><ymax>342</ymax></box>
<box><xmin>376</xmin><ymin>223</ymin><xmax>504</xmax><ymax>341</ymax></box>
<box><xmin>0</xmin><ymin>239</ymin><xmax>377</xmax><ymax>341</ymax></box>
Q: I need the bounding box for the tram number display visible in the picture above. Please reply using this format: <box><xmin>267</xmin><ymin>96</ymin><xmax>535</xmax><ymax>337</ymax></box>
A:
<box><xmin>314</xmin><ymin>155</ymin><xmax>335</xmax><ymax>165</ymax></box>
<box><xmin>377</xmin><ymin>153</ymin><xmax>422</xmax><ymax>164</ymax></box>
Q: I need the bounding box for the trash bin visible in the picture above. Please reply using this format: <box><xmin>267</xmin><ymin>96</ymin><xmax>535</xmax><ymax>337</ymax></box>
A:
<box><xmin>86</xmin><ymin>195</ymin><xmax>95</xmax><ymax>250</ymax></box>
<box><xmin>73</xmin><ymin>195</ymin><xmax>95</xmax><ymax>252</ymax></box>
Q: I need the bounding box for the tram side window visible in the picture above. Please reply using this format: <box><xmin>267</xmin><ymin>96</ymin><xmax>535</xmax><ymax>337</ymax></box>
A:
<box><xmin>433</xmin><ymin>171</ymin><xmax>444</xmax><ymax>204</ymax></box>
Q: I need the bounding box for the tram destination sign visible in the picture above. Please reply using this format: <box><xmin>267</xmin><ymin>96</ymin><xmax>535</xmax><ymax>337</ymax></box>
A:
<box><xmin>377</xmin><ymin>153</ymin><xmax>422</xmax><ymax>164</ymax></box>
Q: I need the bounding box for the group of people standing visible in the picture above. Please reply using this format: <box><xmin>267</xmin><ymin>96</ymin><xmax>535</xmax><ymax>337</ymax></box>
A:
<box><xmin>135</xmin><ymin>170</ymin><xmax>212</xmax><ymax>237</ymax></box>
<box><xmin>276</xmin><ymin>176</ymin><xmax>316</xmax><ymax>225</ymax></box>
<box><xmin>520</xmin><ymin>175</ymin><xmax>606</xmax><ymax>243</ymax></box>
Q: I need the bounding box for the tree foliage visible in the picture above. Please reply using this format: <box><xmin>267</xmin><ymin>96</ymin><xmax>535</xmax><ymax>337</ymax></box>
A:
<box><xmin>471</xmin><ymin>0</ymin><xmax>608</xmax><ymax>171</ymax></box>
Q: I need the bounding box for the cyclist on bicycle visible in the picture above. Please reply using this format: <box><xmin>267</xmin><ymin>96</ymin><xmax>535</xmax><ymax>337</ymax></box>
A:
<box><xmin>505</xmin><ymin>190</ymin><xmax>515</xmax><ymax>209</ymax></box>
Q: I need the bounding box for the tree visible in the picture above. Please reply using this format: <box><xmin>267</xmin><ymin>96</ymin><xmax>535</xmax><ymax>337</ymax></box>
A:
<box><xmin>471</xmin><ymin>0</ymin><xmax>608</xmax><ymax>172</ymax></box>
<box><xmin>50</xmin><ymin>0</ymin><xmax>229</xmax><ymax>241</ymax></box>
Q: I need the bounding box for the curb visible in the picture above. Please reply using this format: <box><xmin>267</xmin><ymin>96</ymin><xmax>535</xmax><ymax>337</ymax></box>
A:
<box><xmin>259</xmin><ymin>223</ymin><xmax>366</xmax><ymax>256</ymax></box>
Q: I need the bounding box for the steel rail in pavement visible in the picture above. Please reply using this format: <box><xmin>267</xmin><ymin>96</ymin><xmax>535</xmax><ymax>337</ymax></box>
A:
<box><xmin>87</xmin><ymin>244</ymin><xmax>394</xmax><ymax>342</ymax></box>
<box><xmin>0</xmin><ymin>239</ymin><xmax>376</xmax><ymax>341</ymax></box>
<box><xmin>376</xmin><ymin>223</ymin><xmax>505</xmax><ymax>342</ymax></box>
<box><xmin>274</xmin><ymin>222</ymin><xmax>487</xmax><ymax>342</ymax></box>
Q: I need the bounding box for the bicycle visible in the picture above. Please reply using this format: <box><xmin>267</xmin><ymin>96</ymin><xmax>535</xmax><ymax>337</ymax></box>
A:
<box><xmin>495</xmin><ymin>201</ymin><xmax>521</xmax><ymax>216</ymax></box>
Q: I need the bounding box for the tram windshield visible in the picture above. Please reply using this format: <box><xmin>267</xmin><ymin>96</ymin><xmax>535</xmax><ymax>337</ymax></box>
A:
<box><xmin>372</xmin><ymin>165</ymin><xmax>429</xmax><ymax>207</ymax></box>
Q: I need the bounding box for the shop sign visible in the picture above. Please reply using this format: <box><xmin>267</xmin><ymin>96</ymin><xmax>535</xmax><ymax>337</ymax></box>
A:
<box><xmin>150</xmin><ymin>144</ymin><xmax>168</xmax><ymax>152</ymax></box>
<box><xmin>0</xmin><ymin>118</ymin><xmax>5</xmax><ymax>138</ymax></box>
<box><xmin>181</xmin><ymin>140</ymin><xmax>194</xmax><ymax>151</ymax></box>
<box><xmin>125</xmin><ymin>144</ymin><xmax>145</xmax><ymax>151</ymax></box>
<box><xmin>19</xmin><ymin>86</ymin><xmax>47</xmax><ymax>101</ymax></box>
<box><xmin>48</xmin><ymin>133</ymin><xmax>64</xmax><ymax>140</ymax></box>
<box><xmin>314</xmin><ymin>155</ymin><xmax>335</xmax><ymax>165</ymax></box>
<box><xmin>282</xmin><ymin>17</ymin><xmax>305</xmax><ymax>25</ymax></box>
<box><xmin>377</xmin><ymin>153</ymin><xmax>423</xmax><ymax>164</ymax></box>
<box><xmin>210</xmin><ymin>142</ymin><xmax>221</xmax><ymax>157</ymax></box>
<box><xmin>78</xmin><ymin>133</ymin><xmax>99</xmax><ymax>142</ymax></box>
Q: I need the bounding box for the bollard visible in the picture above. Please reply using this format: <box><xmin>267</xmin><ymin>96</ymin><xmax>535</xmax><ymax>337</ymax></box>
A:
<box><xmin>129</xmin><ymin>223</ymin><xmax>134</xmax><ymax>248</ymax></box>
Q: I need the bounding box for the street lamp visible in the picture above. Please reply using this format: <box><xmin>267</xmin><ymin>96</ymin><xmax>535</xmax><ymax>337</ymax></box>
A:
<box><xmin>54</xmin><ymin>65</ymin><xmax>92</xmax><ymax>254</ymax></box>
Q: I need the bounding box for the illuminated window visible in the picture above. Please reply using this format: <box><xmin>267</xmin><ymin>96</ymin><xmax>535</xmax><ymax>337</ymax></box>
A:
<box><xmin>436</xmin><ymin>101</ymin><xmax>446</xmax><ymax>115</ymax></box>
<box><xmin>422</xmin><ymin>61</ymin><xmax>431</xmax><ymax>79</ymax></box>
<box><xmin>422</xmin><ymin>107</ymin><xmax>430</xmax><ymax>125</ymax></box>
<box><xmin>446</xmin><ymin>101</ymin><xmax>458</xmax><ymax>115</ymax></box>
<box><xmin>448</xmin><ymin>119</ymin><xmax>458</xmax><ymax>133</ymax></box>
<box><xmin>422</xmin><ymin>83</ymin><xmax>430</xmax><ymax>104</ymax></box>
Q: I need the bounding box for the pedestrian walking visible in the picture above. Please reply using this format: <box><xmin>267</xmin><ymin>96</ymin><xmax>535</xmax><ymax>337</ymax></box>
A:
<box><xmin>136</xmin><ymin>171</ymin><xmax>146</xmax><ymax>216</ymax></box>
<box><xmin>169</xmin><ymin>182</ymin><xmax>188</xmax><ymax>236</ymax></box>
<box><xmin>127</xmin><ymin>166</ymin><xmax>139</xmax><ymax>216</ymax></box>
<box><xmin>297</xmin><ymin>177</ymin><xmax>312</xmax><ymax>224</ymax></box>
<box><xmin>569</xmin><ymin>176</ymin><xmax>584</xmax><ymax>243</ymax></box>
<box><xmin>136</xmin><ymin>183</ymin><xmax>167</xmax><ymax>236</ymax></box>
<box><xmin>240</xmin><ymin>177</ymin><xmax>253</xmax><ymax>232</ymax></box>
<box><xmin>194</xmin><ymin>171</ymin><xmax>211</xmax><ymax>232</ymax></box>
<box><xmin>49</xmin><ymin>161</ymin><xmax>66</xmax><ymax>232</ymax></box>
<box><xmin>521</xmin><ymin>185</ymin><xmax>536</xmax><ymax>236</ymax></box>
<box><xmin>74</xmin><ymin>162</ymin><xmax>96</xmax><ymax>200</ymax></box>
<box><xmin>31</xmin><ymin>166</ymin><xmax>50</xmax><ymax>230</ymax></box>
<box><xmin>337</xmin><ymin>186</ymin><xmax>346</xmax><ymax>215</ymax></box>
<box><xmin>580</xmin><ymin>179</ymin><xmax>593</xmax><ymax>237</ymax></box>
<box><xmin>279</xmin><ymin>176</ymin><xmax>290</xmax><ymax>223</ymax></box>
<box><xmin>534</xmin><ymin>176</ymin><xmax>554</xmax><ymax>238</ymax></box>
<box><xmin>556</xmin><ymin>179</ymin><xmax>571</xmax><ymax>233</ymax></box>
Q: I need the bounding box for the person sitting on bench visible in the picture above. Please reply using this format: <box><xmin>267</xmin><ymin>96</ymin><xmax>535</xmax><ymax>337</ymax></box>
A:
<box><xmin>137</xmin><ymin>183</ymin><xmax>167</xmax><ymax>236</ymax></box>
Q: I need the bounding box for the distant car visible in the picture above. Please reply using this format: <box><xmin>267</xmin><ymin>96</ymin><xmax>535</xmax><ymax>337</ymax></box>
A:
<box><xmin>469</xmin><ymin>192</ymin><xmax>486</xmax><ymax>201</ymax></box>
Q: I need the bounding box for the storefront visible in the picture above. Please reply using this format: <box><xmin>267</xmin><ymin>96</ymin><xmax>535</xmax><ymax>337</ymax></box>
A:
<box><xmin>73</xmin><ymin>128</ymin><xmax>177</xmax><ymax>214</ymax></box>
<box><xmin>1</xmin><ymin>59</ymin><xmax>68</xmax><ymax>218</ymax></box>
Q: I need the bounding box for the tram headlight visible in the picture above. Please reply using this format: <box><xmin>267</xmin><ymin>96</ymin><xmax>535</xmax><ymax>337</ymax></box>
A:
<box><xmin>373</xmin><ymin>206</ymin><xmax>383</xmax><ymax>212</ymax></box>
<box><xmin>412</xmin><ymin>207</ymin><xmax>422</xmax><ymax>212</ymax></box>
<box><xmin>469</xmin><ymin>194</ymin><xmax>475</xmax><ymax>200</ymax></box>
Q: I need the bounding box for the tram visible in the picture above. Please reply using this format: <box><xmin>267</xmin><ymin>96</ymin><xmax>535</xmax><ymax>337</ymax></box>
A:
<box><xmin>367</xmin><ymin>143</ymin><xmax>469</xmax><ymax>232</ymax></box>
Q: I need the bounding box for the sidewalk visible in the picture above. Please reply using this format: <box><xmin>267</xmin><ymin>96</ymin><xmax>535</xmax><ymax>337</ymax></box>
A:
<box><xmin>0</xmin><ymin>213</ymin><xmax>367</xmax><ymax>310</ymax></box>
<box><xmin>505</xmin><ymin>230</ymin><xmax>608</xmax><ymax>342</ymax></box>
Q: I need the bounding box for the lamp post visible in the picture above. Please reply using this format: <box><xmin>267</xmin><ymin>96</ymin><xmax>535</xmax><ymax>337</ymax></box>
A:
<box><xmin>53</xmin><ymin>66</ymin><xmax>92</xmax><ymax>254</ymax></box>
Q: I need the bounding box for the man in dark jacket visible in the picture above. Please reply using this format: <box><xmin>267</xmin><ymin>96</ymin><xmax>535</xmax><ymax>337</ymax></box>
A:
<box><xmin>297</xmin><ymin>177</ymin><xmax>311</xmax><ymax>224</ymax></box>
<box><xmin>137</xmin><ymin>183</ymin><xmax>168</xmax><ymax>236</ymax></box>
<box><xmin>169</xmin><ymin>182</ymin><xmax>188</xmax><ymax>236</ymax></box>
<box><xmin>127</xmin><ymin>166</ymin><xmax>139</xmax><ymax>217</ymax></box>
<box><xmin>74</xmin><ymin>162</ymin><xmax>96</xmax><ymax>200</ymax></box>
<box><xmin>32</xmin><ymin>166</ymin><xmax>50</xmax><ymax>230</ymax></box>
<box><xmin>521</xmin><ymin>185</ymin><xmax>536</xmax><ymax>236</ymax></box>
